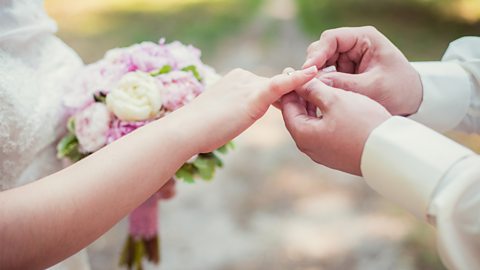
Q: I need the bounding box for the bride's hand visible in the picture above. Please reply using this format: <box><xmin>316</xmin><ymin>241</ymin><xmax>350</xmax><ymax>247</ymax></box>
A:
<box><xmin>175</xmin><ymin>67</ymin><xmax>317</xmax><ymax>153</ymax></box>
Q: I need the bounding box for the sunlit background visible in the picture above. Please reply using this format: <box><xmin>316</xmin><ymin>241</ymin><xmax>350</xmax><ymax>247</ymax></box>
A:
<box><xmin>45</xmin><ymin>0</ymin><xmax>480</xmax><ymax>269</ymax></box>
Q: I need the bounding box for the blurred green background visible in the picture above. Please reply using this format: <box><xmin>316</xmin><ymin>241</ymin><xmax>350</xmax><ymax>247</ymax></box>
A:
<box><xmin>45</xmin><ymin>0</ymin><xmax>479</xmax><ymax>269</ymax></box>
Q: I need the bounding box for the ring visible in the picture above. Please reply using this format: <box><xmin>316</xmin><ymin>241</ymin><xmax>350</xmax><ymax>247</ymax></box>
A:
<box><xmin>286</xmin><ymin>71</ymin><xmax>293</xmax><ymax>76</ymax></box>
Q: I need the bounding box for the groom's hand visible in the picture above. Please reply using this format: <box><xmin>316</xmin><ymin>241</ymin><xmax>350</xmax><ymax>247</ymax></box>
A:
<box><xmin>303</xmin><ymin>26</ymin><xmax>423</xmax><ymax>116</ymax></box>
<box><xmin>281</xmin><ymin>76</ymin><xmax>391</xmax><ymax>175</ymax></box>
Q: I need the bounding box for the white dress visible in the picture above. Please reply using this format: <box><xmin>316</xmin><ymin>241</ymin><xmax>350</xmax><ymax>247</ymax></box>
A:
<box><xmin>0</xmin><ymin>0</ymin><xmax>90</xmax><ymax>269</ymax></box>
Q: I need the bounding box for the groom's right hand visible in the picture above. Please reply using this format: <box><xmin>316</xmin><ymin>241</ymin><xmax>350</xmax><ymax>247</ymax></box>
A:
<box><xmin>303</xmin><ymin>26</ymin><xmax>423</xmax><ymax>117</ymax></box>
<box><xmin>281</xmin><ymin>76</ymin><xmax>391</xmax><ymax>176</ymax></box>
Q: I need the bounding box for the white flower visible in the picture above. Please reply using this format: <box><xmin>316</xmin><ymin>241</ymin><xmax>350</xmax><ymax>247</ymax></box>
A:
<box><xmin>75</xmin><ymin>103</ymin><xmax>111</xmax><ymax>153</ymax></box>
<box><xmin>106</xmin><ymin>71</ymin><xmax>162</xmax><ymax>121</ymax></box>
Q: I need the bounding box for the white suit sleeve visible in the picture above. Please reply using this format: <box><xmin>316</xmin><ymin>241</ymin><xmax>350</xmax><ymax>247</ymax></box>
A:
<box><xmin>409</xmin><ymin>37</ymin><xmax>480</xmax><ymax>133</ymax></box>
<box><xmin>361</xmin><ymin>116</ymin><xmax>480</xmax><ymax>269</ymax></box>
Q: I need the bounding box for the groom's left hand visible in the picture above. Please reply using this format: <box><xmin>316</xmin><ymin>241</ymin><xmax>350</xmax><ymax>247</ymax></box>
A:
<box><xmin>281</xmin><ymin>71</ymin><xmax>391</xmax><ymax>175</ymax></box>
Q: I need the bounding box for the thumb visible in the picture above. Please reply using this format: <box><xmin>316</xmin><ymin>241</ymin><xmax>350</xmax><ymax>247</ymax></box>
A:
<box><xmin>295</xmin><ymin>78</ymin><xmax>338</xmax><ymax>113</ymax></box>
<box><xmin>319</xmin><ymin>72</ymin><xmax>372</xmax><ymax>95</ymax></box>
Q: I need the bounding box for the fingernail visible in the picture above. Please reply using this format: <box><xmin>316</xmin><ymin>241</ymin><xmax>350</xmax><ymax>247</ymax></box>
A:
<box><xmin>303</xmin><ymin>66</ymin><xmax>317</xmax><ymax>76</ymax></box>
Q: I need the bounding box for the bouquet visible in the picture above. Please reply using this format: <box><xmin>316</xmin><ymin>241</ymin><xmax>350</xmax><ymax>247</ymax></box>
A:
<box><xmin>57</xmin><ymin>39</ymin><xmax>234</xmax><ymax>270</ymax></box>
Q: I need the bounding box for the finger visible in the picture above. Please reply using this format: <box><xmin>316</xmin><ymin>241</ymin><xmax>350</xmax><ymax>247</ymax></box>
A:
<box><xmin>319</xmin><ymin>72</ymin><xmax>372</xmax><ymax>95</ymax></box>
<box><xmin>303</xmin><ymin>27</ymin><xmax>374</xmax><ymax>69</ymax></box>
<box><xmin>272</xmin><ymin>67</ymin><xmax>297</xmax><ymax>110</ymax></box>
<box><xmin>337</xmin><ymin>53</ymin><xmax>355</xmax><ymax>73</ymax></box>
<box><xmin>294</xmin><ymin>79</ymin><xmax>338</xmax><ymax>112</ymax></box>
<box><xmin>262</xmin><ymin>66</ymin><xmax>318</xmax><ymax>105</ymax></box>
<box><xmin>281</xmin><ymin>92</ymin><xmax>307</xmax><ymax>117</ymax></box>
<box><xmin>283</xmin><ymin>67</ymin><xmax>295</xmax><ymax>74</ymax></box>
<box><xmin>281</xmin><ymin>92</ymin><xmax>314</xmax><ymax>134</ymax></box>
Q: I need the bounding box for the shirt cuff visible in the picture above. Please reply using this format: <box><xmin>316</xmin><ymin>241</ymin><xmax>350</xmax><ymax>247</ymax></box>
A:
<box><xmin>361</xmin><ymin>116</ymin><xmax>474</xmax><ymax>220</ymax></box>
<box><xmin>409</xmin><ymin>61</ymin><xmax>471</xmax><ymax>132</ymax></box>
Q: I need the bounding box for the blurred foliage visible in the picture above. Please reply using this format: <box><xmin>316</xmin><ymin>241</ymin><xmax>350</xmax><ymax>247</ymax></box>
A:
<box><xmin>296</xmin><ymin>0</ymin><xmax>480</xmax><ymax>60</ymax></box>
<box><xmin>46</xmin><ymin>0</ymin><xmax>263</xmax><ymax>63</ymax></box>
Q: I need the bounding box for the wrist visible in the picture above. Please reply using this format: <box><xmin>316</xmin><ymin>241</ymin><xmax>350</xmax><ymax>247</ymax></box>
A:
<box><xmin>400</xmin><ymin>66</ymin><xmax>424</xmax><ymax>116</ymax></box>
<box><xmin>154</xmin><ymin>109</ymin><xmax>201</xmax><ymax>159</ymax></box>
<box><xmin>165</xmin><ymin>97</ymin><xmax>225</xmax><ymax>155</ymax></box>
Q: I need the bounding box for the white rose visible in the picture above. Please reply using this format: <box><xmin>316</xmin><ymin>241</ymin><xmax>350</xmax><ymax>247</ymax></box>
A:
<box><xmin>75</xmin><ymin>103</ymin><xmax>111</xmax><ymax>153</ymax></box>
<box><xmin>106</xmin><ymin>71</ymin><xmax>162</xmax><ymax>121</ymax></box>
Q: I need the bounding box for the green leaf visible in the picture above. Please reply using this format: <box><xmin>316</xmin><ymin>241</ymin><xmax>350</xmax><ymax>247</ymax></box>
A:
<box><xmin>57</xmin><ymin>134</ymin><xmax>78</xmax><ymax>158</ymax></box>
<box><xmin>181</xmin><ymin>65</ymin><xmax>202</xmax><ymax>82</ymax></box>
<box><xmin>211</xmin><ymin>153</ymin><xmax>224</xmax><ymax>168</ymax></box>
<box><xmin>56</xmin><ymin>133</ymin><xmax>87</xmax><ymax>162</ymax></box>
<box><xmin>193</xmin><ymin>157</ymin><xmax>217</xmax><ymax>181</ymax></box>
<box><xmin>216</xmin><ymin>141</ymin><xmax>235</xmax><ymax>154</ymax></box>
<box><xmin>93</xmin><ymin>91</ymin><xmax>107</xmax><ymax>103</ymax></box>
<box><xmin>216</xmin><ymin>145</ymin><xmax>228</xmax><ymax>154</ymax></box>
<box><xmin>175</xmin><ymin>164</ymin><xmax>196</xmax><ymax>183</ymax></box>
<box><xmin>150</xmin><ymin>65</ymin><xmax>172</xmax><ymax>77</ymax></box>
<box><xmin>67</xmin><ymin>117</ymin><xmax>76</xmax><ymax>134</ymax></box>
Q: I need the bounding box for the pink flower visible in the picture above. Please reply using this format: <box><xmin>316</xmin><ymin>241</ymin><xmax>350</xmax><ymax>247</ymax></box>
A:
<box><xmin>106</xmin><ymin>119</ymin><xmax>151</xmax><ymax>144</ymax></box>
<box><xmin>105</xmin><ymin>42</ymin><xmax>172</xmax><ymax>72</ymax></box>
<box><xmin>156</xmin><ymin>71</ymin><xmax>205</xmax><ymax>111</ymax></box>
<box><xmin>64</xmin><ymin>61</ymin><xmax>128</xmax><ymax>112</ymax></box>
<box><xmin>75</xmin><ymin>103</ymin><xmax>111</xmax><ymax>153</ymax></box>
<box><xmin>165</xmin><ymin>41</ymin><xmax>202</xmax><ymax>70</ymax></box>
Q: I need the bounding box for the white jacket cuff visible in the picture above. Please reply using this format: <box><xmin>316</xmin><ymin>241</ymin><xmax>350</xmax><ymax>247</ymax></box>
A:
<box><xmin>409</xmin><ymin>62</ymin><xmax>471</xmax><ymax>132</ymax></box>
<box><xmin>361</xmin><ymin>116</ymin><xmax>474</xmax><ymax>220</ymax></box>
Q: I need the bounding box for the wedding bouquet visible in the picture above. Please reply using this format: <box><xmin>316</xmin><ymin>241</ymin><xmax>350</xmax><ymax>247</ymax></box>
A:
<box><xmin>57</xmin><ymin>39</ymin><xmax>233</xmax><ymax>269</ymax></box>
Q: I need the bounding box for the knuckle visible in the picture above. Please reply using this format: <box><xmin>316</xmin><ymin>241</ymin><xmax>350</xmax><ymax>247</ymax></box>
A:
<box><xmin>320</xmin><ymin>29</ymin><xmax>333</xmax><ymax>40</ymax></box>
<box><xmin>363</xmin><ymin>25</ymin><xmax>378</xmax><ymax>34</ymax></box>
<box><xmin>323</xmin><ymin>93</ymin><xmax>337</xmax><ymax>108</ymax></box>
<box><xmin>269</xmin><ymin>78</ymin><xmax>282</xmax><ymax>94</ymax></box>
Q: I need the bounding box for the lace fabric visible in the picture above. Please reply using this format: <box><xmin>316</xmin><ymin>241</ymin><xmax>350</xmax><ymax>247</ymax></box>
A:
<box><xmin>0</xmin><ymin>32</ymin><xmax>83</xmax><ymax>190</ymax></box>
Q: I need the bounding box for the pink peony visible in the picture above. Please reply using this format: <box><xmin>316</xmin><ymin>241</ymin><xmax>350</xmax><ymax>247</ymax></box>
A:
<box><xmin>165</xmin><ymin>40</ymin><xmax>203</xmax><ymax>70</ymax></box>
<box><xmin>106</xmin><ymin>119</ymin><xmax>152</xmax><ymax>144</ymax></box>
<box><xmin>75</xmin><ymin>103</ymin><xmax>111</xmax><ymax>153</ymax></box>
<box><xmin>156</xmin><ymin>70</ymin><xmax>204</xmax><ymax>111</ymax></box>
<box><xmin>105</xmin><ymin>42</ymin><xmax>172</xmax><ymax>73</ymax></box>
